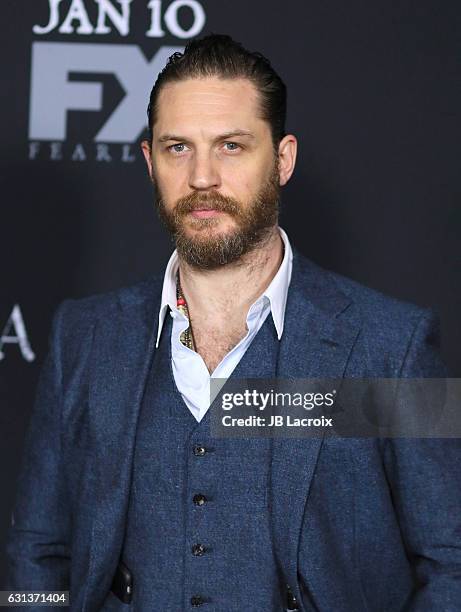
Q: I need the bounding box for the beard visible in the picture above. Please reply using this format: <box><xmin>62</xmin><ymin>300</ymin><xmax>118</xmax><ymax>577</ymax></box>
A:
<box><xmin>154</xmin><ymin>160</ymin><xmax>281</xmax><ymax>270</ymax></box>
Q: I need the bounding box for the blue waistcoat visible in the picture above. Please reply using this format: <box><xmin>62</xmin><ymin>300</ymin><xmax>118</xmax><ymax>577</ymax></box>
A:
<box><xmin>121</xmin><ymin>310</ymin><xmax>287</xmax><ymax>611</ymax></box>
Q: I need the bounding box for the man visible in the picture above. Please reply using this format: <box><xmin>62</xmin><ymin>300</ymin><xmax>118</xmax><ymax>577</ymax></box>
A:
<box><xmin>6</xmin><ymin>34</ymin><xmax>461</xmax><ymax>611</ymax></box>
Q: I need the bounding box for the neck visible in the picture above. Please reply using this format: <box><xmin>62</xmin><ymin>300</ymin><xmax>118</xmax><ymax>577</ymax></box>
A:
<box><xmin>177</xmin><ymin>226</ymin><xmax>283</xmax><ymax>325</ymax></box>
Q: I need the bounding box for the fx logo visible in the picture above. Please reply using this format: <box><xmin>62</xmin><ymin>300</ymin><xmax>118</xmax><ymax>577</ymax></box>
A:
<box><xmin>29</xmin><ymin>42</ymin><xmax>183</xmax><ymax>142</ymax></box>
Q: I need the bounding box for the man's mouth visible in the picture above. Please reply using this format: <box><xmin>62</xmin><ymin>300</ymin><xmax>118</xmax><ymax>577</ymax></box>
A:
<box><xmin>189</xmin><ymin>208</ymin><xmax>221</xmax><ymax>219</ymax></box>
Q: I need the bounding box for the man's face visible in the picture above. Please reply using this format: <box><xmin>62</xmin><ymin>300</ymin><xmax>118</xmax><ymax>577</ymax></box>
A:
<box><xmin>142</xmin><ymin>77</ymin><xmax>283</xmax><ymax>269</ymax></box>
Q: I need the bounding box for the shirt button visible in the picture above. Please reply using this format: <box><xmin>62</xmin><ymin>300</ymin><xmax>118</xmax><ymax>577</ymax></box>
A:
<box><xmin>191</xmin><ymin>543</ymin><xmax>206</xmax><ymax>556</ymax></box>
<box><xmin>193</xmin><ymin>445</ymin><xmax>206</xmax><ymax>457</ymax></box>
<box><xmin>190</xmin><ymin>595</ymin><xmax>205</xmax><ymax>607</ymax></box>
<box><xmin>193</xmin><ymin>493</ymin><xmax>207</xmax><ymax>506</ymax></box>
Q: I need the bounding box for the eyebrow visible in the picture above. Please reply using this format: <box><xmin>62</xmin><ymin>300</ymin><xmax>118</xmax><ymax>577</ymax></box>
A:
<box><xmin>157</xmin><ymin>130</ymin><xmax>255</xmax><ymax>143</ymax></box>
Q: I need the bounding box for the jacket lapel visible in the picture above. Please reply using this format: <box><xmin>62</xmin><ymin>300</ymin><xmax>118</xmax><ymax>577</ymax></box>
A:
<box><xmin>82</xmin><ymin>276</ymin><xmax>162</xmax><ymax>611</ymax></box>
<box><xmin>270</xmin><ymin>250</ymin><xmax>361</xmax><ymax>610</ymax></box>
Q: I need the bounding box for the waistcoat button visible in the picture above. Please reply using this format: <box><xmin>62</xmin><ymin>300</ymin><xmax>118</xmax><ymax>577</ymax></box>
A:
<box><xmin>193</xmin><ymin>493</ymin><xmax>207</xmax><ymax>506</ymax></box>
<box><xmin>193</xmin><ymin>445</ymin><xmax>206</xmax><ymax>456</ymax></box>
<box><xmin>286</xmin><ymin>584</ymin><xmax>299</xmax><ymax>610</ymax></box>
<box><xmin>190</xmin><ymin>595</ymin><xmax>204</xmax><ymax>606</ymax></box>
<box><xmin>191</xmin><ymin>543</ymin><xmax>206</xmax><ymax>556</ymax></box>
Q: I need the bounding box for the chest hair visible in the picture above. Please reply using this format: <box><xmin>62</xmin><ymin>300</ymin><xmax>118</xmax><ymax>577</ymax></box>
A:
<box><xmin>192</xmin><ymin>321</ymin><xmax>248</xmax><ymax>373</ymax></box>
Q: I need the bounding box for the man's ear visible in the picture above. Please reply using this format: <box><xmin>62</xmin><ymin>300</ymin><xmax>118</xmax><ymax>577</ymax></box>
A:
<box><xmin>141</xmin><ymin>140</ymin><xmax>154</xmax><ymax>179</ymax></box>
<box><xmin>277</xmin><ymin>134</ymin><xmax>297</xmax><ymax>186</ymax></box>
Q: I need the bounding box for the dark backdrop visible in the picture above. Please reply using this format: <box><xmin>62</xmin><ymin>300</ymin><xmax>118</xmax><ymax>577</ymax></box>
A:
<box><xmin>1</xmin><ymin>0</ymin><xmax>460</xmax><ymax>582</ymax></box>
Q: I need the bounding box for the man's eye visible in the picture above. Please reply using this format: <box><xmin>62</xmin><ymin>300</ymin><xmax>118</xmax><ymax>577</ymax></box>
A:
<box><xmin>223</xmin><ymin>142</ymin><xmax>240</xmax><ymax>151</ymax></box>
<box><xmin>168</xmin><ymin>143</ymin><xmax>188</xmax><ymax>154</ymax></box>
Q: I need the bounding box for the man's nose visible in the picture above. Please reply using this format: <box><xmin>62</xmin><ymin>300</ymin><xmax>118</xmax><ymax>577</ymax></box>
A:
<box><xmin>188</xmin><ymin>152</ymin><xmax>220</xmax><ymax>190</ymax></box>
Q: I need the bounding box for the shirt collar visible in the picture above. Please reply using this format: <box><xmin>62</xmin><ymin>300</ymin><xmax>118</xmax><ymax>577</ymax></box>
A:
<box><xmin>156</xmin><ymin>226</ymin><xmax>293</xmax><ymax>348</ymax></box>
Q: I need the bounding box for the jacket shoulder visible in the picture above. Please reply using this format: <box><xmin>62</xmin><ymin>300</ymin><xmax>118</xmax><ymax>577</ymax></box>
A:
<box><xmin>294</xmin><ymin>250</ymin><xmax>431</xmax><ymax>325</ymax></box>
<box><xmin>56</xmin><ymin>272</ymin><xmax>163</xmax><ymax>323</ymax></box>
<box><xmin>46</xmin><ymin>273</ymin><xmax>164</xmax><ymax>364</ymax></box>
<box><xmin>329</xmin><ymin>267</ymin><xmax>430</xmax><ymax>325</ymax></box>
<box><xmin>292</xmin><ymin>250</ymin><xmax>444</xmax><ymax>375</ymax></box>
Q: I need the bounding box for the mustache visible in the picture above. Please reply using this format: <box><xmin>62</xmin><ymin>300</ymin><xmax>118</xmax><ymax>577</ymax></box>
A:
<box><xmin>173</xmin><ymin>190</ymin><xmax>241</xmax><ymax>216</ymax></box>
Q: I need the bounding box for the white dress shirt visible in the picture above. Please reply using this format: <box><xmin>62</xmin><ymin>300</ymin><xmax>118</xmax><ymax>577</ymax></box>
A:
<box><xmin>156</xmin><ymin>226</ymin><xmax>293</xmax><ymax>422</ymax></box>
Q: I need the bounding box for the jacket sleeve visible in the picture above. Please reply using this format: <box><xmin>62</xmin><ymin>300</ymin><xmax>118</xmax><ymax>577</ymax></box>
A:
<box><xmin>383</xmin><ymin>310</ymin><xmax>461</xmax><ymax>611</ymax></box>
<box><xmin>5</xmin><ymin>300</ymin><xmax>72</xmax><ymax>593</ymax></box>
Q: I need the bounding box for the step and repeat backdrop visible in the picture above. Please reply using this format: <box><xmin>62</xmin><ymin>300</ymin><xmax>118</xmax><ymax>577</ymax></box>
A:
<box><xmin>1</xmin><ymin>0</ymin><xmax>460</xmax><ymax>580</ymax></box>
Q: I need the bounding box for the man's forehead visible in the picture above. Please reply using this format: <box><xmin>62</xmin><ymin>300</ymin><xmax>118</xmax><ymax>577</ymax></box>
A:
<box><xmin>154</xmin><ymin>76</ymin><xmax>264</xmax><ymax>132</ymax></box>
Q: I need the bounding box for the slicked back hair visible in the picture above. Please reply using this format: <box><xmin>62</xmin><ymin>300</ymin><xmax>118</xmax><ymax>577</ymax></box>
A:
<box><xmin>147</xmin><ymin>34</ymin><xmax>287</xmax><ymax>150</ymax></box>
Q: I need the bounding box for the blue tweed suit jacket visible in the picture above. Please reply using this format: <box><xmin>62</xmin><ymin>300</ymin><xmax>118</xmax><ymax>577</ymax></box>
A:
<box><xmin>5</xmin><ymin>249</ymin><xmax>461</xmax><ymax>611</ymax></box>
